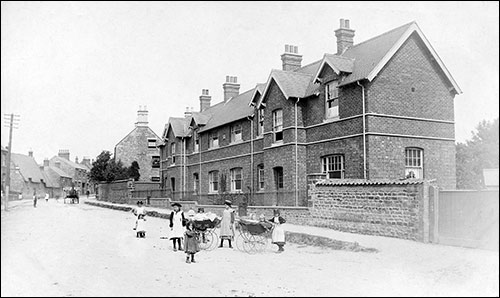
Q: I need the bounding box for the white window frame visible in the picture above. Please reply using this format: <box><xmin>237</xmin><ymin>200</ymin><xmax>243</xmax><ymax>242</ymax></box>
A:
<box><xmin>321</xmin><ymin>155</ymin><xmax>345</xmax><ymax>179</ymax></box>
<box><xmin>272</xmin><ymin>109</ymin><xmax>283</xmax><ymax>143</ymax></box>
<box><xmin>209</xmin><ymin>132</ymin><xmax>219</xmax><ymax>149</ymax></box>
<box><xmin>230</xmin><ymin>124</ymin><xmax>242</xmax><ymax>143</ymax></box>
<box><xmin>148</xmin><ymin>138</ymin><xmax>157</xmax><ymax>148</ymax></box>
<box><xmin>258</xmin><ymin>165</ymin><xmax>265</xmax><ymax>190</ymax></box>
<box><xmin>171</xmin><ymin>142</ymin><xmax>176</xmax><ymax>164</ymax></box>
<box><xmin>209</xmin><ymin>171</ymin><xmax>219</xmax><ymax>193</ymax></box>
<box><xmin>325</xmin><ymin>81</ymin><xmax>339</xmax><ymax>119</ymax></box>
<box><xmin>230</xmin><ymin>168</ymin><xmax>243</xmax><ymax>192</ymax></box>
<box><xmin>258</xmin><ymin>109</ymin><xmax>264</xmax><ymax>137</ymax></box>
<box><xmin>405</xmin><ymin>148</ymin><xmax>423</xmax><ymax>178</ymax></box>
<box><xmin>193</xmin><ymin>132</ymin><xmax>199</xmax><ymax>153</ymax></box>
<box><xmin>193</xmin><ymin>173</ymin><xmax>199</xmax><ymax>192</ymax></box>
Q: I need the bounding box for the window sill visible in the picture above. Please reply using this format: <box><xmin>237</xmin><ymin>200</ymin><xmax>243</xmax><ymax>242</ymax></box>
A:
<box><xmin>271</xmin><ymin>141</ymin><xmax>284</xmax><ymax>146</ymax></box>
<box><xmin>324</xmin><ymin>116</ymin><xmax>340</xmax><ymax>123</ymax></box>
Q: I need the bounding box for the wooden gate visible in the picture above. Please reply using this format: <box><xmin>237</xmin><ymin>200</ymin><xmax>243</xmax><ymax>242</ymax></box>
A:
<box><xmin>431</xmin><ymin>189</ymin><xmax>499</xmax><ymax>250</ymax></box>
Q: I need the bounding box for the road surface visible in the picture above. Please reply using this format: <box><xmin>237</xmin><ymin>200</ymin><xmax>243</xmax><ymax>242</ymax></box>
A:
<box><xmin>1</xmin><ymin>199</ymin><xmax>498</xmax><ymax>296</ymax></box>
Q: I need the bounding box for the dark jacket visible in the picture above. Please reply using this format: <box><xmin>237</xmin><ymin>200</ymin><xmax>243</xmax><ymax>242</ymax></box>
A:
<box><xmin>169</xmin><ymin>211</ymin><xmax>186</xmax><ymax>228</ymax></box>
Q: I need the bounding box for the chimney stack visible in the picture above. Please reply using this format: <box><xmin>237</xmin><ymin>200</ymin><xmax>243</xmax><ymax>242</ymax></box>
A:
<box><xmin>55</xmin><ymin>161</ymin><xmax>61</xmax><ymax>168</ymax></box>
<box><xmin>28</xmin><ymin>149</ymin><xmax>33</xmax><ymax>158</ymax></box>
<box><xmin>199</xmin><ymin>89</ymin><xmax>211</xmax><ymax>112</ymax></box>
<box><xmin>75</xmin><ymin>156</ymin><xmax>79</xmax><ymax>163</ymax></box>
<box><xmin>223</xmin><ymin>76</ymin><xmax>240</xmax><ymax>102</ymax></box>
<box><xmin>334</xmin><ymin>19</ymin><xmax>355</xmax><ymax>55</ymax></box>
<box><xmin>136</xmin><ymin>105</ymin><xmax>149</xmax><ymax>127</ymax></box>
<box><xmin>43</xmin><ymin>158</ymin><xmax>49</xmax><ymax>167</ymax></box>
<box><xmin>281</xmin><ymin>44</ymin><xmax>302</xmax><ymax>71</ymax></box>
<box><xmin>184</xmin><ymin>107</ymin><xmax>194</xmax><ymax>118</ymax></box>
<box><xmin>58</xmin><ymin>149</ymin><xmax>70</xmax><ymax>160</ymax></box>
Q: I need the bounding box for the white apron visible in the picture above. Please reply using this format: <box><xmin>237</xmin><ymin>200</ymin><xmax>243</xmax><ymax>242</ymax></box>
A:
<box><xmin>170</xmin><ymin>211</ymin><xmax>185</xmax><ymax>239</ymax></box>
<box><xmin>219</xmin><ymin>208</ymin><xmax>235</xmax><ymax>239</ymax></box>
<box><xmin>271</xmin><ymin>217</ymin><xmax>285</xmax><ymax>244</ymax></box>
<box><xmin>136</xmin><ymin>218</ymin><xmax>146</xmax><ymax>232</ymax></box>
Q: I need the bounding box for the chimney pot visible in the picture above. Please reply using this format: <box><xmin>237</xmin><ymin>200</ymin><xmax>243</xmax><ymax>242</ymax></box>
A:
<box><xmin>58</xmin><ymin>149</ymin><xmax>70</xmax><ymax>160</ymax></box>
<box><xmin>28</xmin><ymin>150</ymin><xmax>33</xmax><ymax>157</ymax></box>
<box><xmin>136</xmin><ymin>106</ymin><xmax>149</xmax><ymax>127</ymax></box>
<box><xmin>281</xmin><ymin>44</ymin><xmax>303</xmax><ymax>71</ymax></box>
<box><xmin>223</xmin><ymin>75</ymin><xmax>240</xmax><ymax>102</ymax></box>
<box><xmin>43</xmin><ymin>159</ymin><xmax>49</xmax><ymax>167</ymax></box>
<box><xmin>335</xmin><ymin>18</ymin><xmax>355</xmax><ymax>55</ymax></box>
<box><xmin>200</xmin><ymin>89</ymin><xmax>212</xmax><ymax>112</ymax></box>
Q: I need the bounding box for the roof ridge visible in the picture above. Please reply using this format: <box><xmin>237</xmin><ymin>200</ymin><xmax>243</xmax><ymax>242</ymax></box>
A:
<box><xmin>324</xmin><ymin>53</ymin><xmax>355</xmax><ymax>61</ymax></box>
<box><xmin>272</xmin><ymin>69</ymin><xmax>313</xmax><ymax>77</ymax></box>
<box><xmin>293</xmin><ymin>59</ymin><xmax>322</xmax><ymax>72</ymax></box>
<box><xmin>345</xmin><ymin>21</ymin><xmax>415</xmax><ymax>51</ymax></box>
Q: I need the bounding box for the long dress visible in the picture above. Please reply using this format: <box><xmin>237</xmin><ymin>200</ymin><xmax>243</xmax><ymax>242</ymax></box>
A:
<box><xmin>219</xmin><ymin>208</ymin><xmax>235</xmax><ymax>240</ymax></box>
<box><xmin>136</xmin><ymin>216</ymin><xmax>146</xmax><ymax>233</ymax></box>
<box><xmin>184</xmin><ymin>228</ymin><xmax>200</xmax><ymax>253</ymax></box>
<box><xmin>170</xmin><ymin>211</ymin><xmax>185</xmax><ymax>239</ymax></box>
<box><xmin>270</xmin><ymin>216</ymin><xmax>286</xmax><ymax>245</ymax></box>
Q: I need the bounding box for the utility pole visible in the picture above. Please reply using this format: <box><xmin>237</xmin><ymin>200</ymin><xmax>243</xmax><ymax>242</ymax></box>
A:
<box><xmin>3</xmin><ymin>113</ymin><xmax>20</xmax><ymax>211</ymax></box>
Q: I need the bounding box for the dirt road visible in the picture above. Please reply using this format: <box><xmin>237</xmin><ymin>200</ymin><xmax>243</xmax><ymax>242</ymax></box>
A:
<box><xmin>1</xmin><ymin>199</ymin><xmax>498</xmax><ymax>296</ymax></box>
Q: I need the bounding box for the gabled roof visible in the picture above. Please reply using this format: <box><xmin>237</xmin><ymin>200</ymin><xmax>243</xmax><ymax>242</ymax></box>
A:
<box><xmin>258</xmin><ymin>70</ymin><xmax>313</xmax><ymax>106</ymax></box>
<box><xmin>10</xmin><ymin>153</ymin><xmax>44</xmax><ymax>183</ymax></box>
<box><xmin>165</xmin><ymin>117</ymin><xmax>191</xmax><ymax>138</ymax></box>
<box><xmin>116</xmin><ymin>126</ymin><xmax>161</xmax><ymax>148</ymax></box>
<box><xmin>313</xmin><ymin>54</ymin><xmax>355</xmax><ymax>79</ymax></box>
<box><xmin>51</xmin><ymin>156</ymin><xmax>88</xmax><ymax>171</ymax></box>
<box><xmin>339</xmin><ymin>21</ymin><xmax>461</xmax><ymax>94</ymax></box>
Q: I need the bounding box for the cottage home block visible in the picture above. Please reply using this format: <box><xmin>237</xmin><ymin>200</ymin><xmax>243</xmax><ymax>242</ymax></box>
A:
<box><xmin>159</xmin><ymin>19</ymin><xmax>461</xmax><ymax>205</ymax></box>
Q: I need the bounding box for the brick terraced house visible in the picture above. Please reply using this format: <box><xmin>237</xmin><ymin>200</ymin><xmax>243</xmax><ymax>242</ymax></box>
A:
<box><xmin>159</xmin><ymin>19</ymin><xmax>461</xmax><ymax>206</ymax></box>
<box><xmin>115</xmin><ymin>107</ymin><xmax>161</xmax><ymax>182</ymax></box>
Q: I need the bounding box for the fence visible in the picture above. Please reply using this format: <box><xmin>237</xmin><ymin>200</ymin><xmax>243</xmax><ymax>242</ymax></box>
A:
<box><xmin>431</xmin><ymin>189</ymin><xmax>499</xmax><ymax>250</ymax></box>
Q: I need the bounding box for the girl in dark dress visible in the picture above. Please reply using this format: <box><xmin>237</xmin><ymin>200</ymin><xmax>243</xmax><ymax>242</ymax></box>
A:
<box><xmin>184</xmin><ymin>221</ymin><xmax>200</xmax><ymax>263</ymax></box>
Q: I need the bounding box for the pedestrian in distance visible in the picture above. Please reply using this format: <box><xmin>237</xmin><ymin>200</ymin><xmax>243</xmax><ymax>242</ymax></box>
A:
<box><xmin>33</xmin><ymin>191</ymin><xmax>37</xmax><ymax>208</ymax></box>
<box><xmin>133</xmin><ymin>201</ymin><xmax>146</xmax><ymax>238</ymax></box>
<box><xmin>269</xmin><ymin>209</ymin><xmax>286</xmax><ymax>253</ymax></box>
<box><xmin>184</xmin><ymin>220</ymin><xmax>200</xmax><ymax>263</ymax></box>
<box><xmin>169</xmin><ymin>202</ymin><xmax>186</xmax><ymax>251</ymax></box>
<box><xmin>219</xmin><ymin>200</ymin><xmax>235</xmax><ymax>248</ymax></box>
<box><xmin>45</xmin><ymin>193</ymin><xmax>49</xmax><ymax>202</ymax></box>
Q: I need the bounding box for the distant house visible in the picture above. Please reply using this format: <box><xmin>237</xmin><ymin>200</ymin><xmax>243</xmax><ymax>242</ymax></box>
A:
<box><xmin>114</xmin><ymin>106</ymin><xmax>161</xmax><ymax>182</ymax></box>
<box><xmin>10</xmin><ymin>151</ymin><xmax>49</xmax><ymax>198</ymax></box>
<box><xmin>49</xmin><ymin>150</ymin><xmax>90</xmax><ymax>195</ymax></box>
<box><xmin>41</xmin><ymin>158</ymin><xmax>73</xmax><ymax>198</ymax></box>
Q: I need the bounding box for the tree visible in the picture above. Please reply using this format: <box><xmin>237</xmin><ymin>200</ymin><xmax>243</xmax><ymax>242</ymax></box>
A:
<box><xmin>89</xmin><ymin>151</ymin><xmax>129</xmax><ymax>183</ymax></box>
<box><xmin>128</xmin><ymin>161</ymin><xmax>141</xmax><ymax>181</ymax></box>
<box><xmin>456</xmin><ymin>118</ymin><xmax>499</xmax><ymax>189</ymax></box>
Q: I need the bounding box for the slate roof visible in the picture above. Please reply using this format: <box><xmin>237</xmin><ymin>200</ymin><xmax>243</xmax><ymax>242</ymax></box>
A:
<box><xmin>51</xmin><ymin>156</ymin><xmax>88</xmax><ymax>171</ymax></box>
<box><xmin>166</xmin><ymin>117</ymin><xmax>191</xmax><ymax>138</ymax></box>
<box><xmin>339</xmin><ymin>21</ymin><xmax>414</xmax><ymax>86</ymax></box>
<box><xmin>10</xmin><ymin>153</ymin><xmax>45</xmax><ymax>183</ymax></box>
<box><xmin>41</xmin><ymin>168</ymin><xmax>59</xmax><ymax>188</ymax></box>
<box><xmin>197</xmin><ymin>87</ymin><xmax>256</xmax><ymax>132</ymax></box>
<box><xmin>48</xmin><ymin>165</ymin><xmax>72</xmax><ymax>178</ymax></box>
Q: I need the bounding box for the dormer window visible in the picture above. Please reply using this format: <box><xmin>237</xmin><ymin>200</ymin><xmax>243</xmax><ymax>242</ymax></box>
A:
<box><xmin>325</xmin><ymin>81</ymin><xmax>339</xmax><ymax>119</ymax></box>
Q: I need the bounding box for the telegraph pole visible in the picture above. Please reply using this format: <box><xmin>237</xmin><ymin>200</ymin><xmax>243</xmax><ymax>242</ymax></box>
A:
<box><xmin>3</xmin><ymin>113</ymin><xmax>20</xmax><ymax>211</ymax></box>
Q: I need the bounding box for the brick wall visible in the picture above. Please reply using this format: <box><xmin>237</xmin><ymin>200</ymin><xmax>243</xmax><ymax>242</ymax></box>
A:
<box><xmin>366</xmin><ymin>135</ymin><xmax>456</xmax><ymax>189</ymax></box>
<box><xmin>310</xmin><ymin>180</ymin><xmax>432</xmax><ymax>241</ymax></box>
<box><xmin>366</xmin><ymin>33</ymin><xmax>455</xmax><ymax>121</ymax></box>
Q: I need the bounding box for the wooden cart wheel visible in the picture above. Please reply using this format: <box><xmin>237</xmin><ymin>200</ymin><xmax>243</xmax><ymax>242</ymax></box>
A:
<box><xmin>198</xmin><ymin>230</ymin><xmax>214</xmax><ymax>250</ymax></box>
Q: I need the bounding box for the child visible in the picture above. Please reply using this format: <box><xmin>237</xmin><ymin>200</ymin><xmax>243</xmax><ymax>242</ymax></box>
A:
<box><xmin>184</xmin><ymin>220</ymin><xmax>200</xmax><ymax>263</ymax></box>
<box><xmin>219</xmin><ymin>200</ymin><xmax>235</xmax><ymax>248</ymax></box>
<box><xmin>269</xmin><ymin>209</ymin><xmax>286</xmax><ymax>252</ymax></box>
<box><xmin>133</xmin><ymin>201</ymin><xmax>146</xmax><ymax>238</ymax></box>
<box><xmin>169</xmin><ymin>202</ymin><xmax>186</xmax><ymax>251</ymax></box>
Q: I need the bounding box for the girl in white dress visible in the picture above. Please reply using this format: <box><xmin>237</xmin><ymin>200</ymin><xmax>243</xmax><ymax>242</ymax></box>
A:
<box><xmin>269</xmin><ymin>209</ymin><xmax>286</xmax><ymax>252</ymax></box>
<box><xmin>169</xmin><ymin>203</ymin><xmax>186</xmax><ymax>251</ymax></box>
<box><xmin>219</xmin><ymin>200</ymin><xmax>235</xmax><ymax>248</ymax></box>
<box><xmin>133</xmin><ymin>201</ymin><xmax>146</xmax><ymax>238</ymax></box>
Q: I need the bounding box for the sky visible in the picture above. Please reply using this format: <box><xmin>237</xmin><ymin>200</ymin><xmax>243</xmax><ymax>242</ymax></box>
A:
<box><xmin>1</xmin><ymin>1</ymin><xmax>499</xmax><ymax>164</ymax></box>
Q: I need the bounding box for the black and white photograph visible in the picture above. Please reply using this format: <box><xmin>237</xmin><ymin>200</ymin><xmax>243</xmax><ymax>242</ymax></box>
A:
<box><xmin>1</xmin><ymin>1</ymin><xmax>499</xmax><ymax>297</ymax></box>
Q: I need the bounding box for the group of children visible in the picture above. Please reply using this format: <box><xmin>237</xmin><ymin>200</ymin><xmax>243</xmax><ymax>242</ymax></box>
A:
<box><xmin>131</xmin><ymin>199</ymin><xmax>287</xmax><ymax>264</ymax></box>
